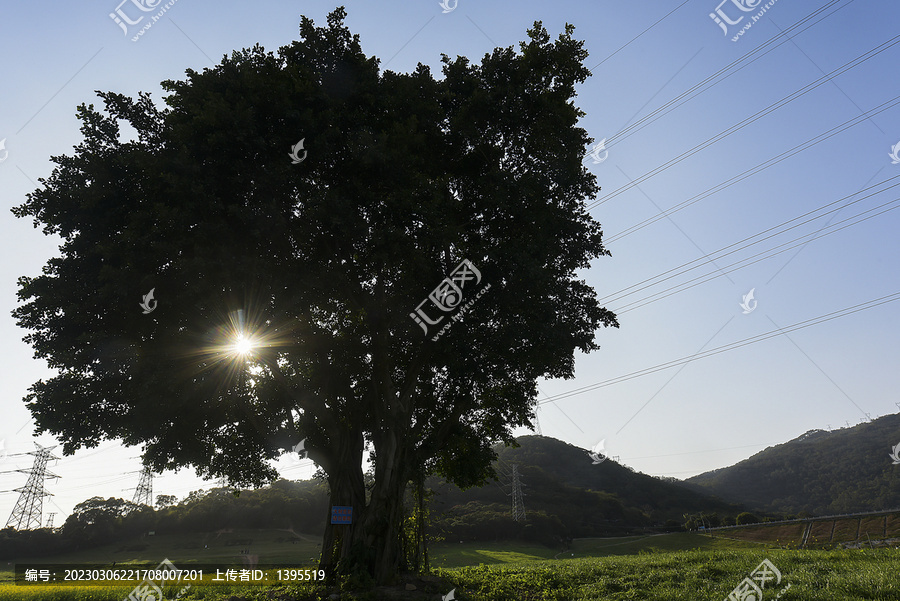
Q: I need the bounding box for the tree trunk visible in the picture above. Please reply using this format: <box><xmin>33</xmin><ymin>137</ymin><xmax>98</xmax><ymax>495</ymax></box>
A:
<box><xmin>317</xmin><ymin>421</ymin><xmax>412</xmax><ymax>585</ymax></box>
<box><xmin>319</xmin><ymin>429</ymin><xmax>367</xmax><ymax>582</ymax></box>
<box><xmin>417</xmin><ymin>475</ymin><xmax>428</xmax><ymax>572</ymax></box>
<box><xmin>408</xmin><ymin>474</ymin><xmax>425</xmax><ymax>572</ymax></box>
<box><xmin>363</xmin><ymin>429</ymin><xmax>410</xmax><ymax>584</ymax></box>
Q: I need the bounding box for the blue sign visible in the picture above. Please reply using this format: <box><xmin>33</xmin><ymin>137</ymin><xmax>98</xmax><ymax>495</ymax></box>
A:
<box><xmin>331</xmin><ymin>506</ymin><xmax>352</xmax><ymax>525</ymax></box>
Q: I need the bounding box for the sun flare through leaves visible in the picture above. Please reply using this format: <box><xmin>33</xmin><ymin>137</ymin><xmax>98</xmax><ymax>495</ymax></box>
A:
<box><xmin>232</xmin><ymin>333</ymin><xmax>256</xmax><ymax>357</ymax></box>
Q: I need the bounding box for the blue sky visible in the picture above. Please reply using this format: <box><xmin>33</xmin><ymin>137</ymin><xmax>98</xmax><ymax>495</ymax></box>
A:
<box><xmin>1</xmin><ymin>0</ymin><xmax>898</xmax><ymax>522</ymax></box>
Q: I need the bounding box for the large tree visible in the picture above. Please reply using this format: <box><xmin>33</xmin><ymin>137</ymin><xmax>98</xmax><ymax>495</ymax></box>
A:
<box><xmin>12</xmin><ymin>7</ymin><xmax>616</xmax><ymax>584</ymax></box>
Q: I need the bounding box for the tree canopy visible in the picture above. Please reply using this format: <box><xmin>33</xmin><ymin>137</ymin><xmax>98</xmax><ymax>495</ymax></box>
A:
<box><xmin>12</xmin><ymin>7</ymin><xmax>616</xmax><ymax>583</ymax></box>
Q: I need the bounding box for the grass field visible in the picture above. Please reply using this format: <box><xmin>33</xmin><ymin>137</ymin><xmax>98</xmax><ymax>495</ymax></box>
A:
<box><xmin>1</xmin><ymin>532</ymin><xmax>898</xmax><ymax>599</ymax></box>
<box><xmin>428</xmin><ymin>532</ymin><xmax>762</xmax><ymax>569</ymax></box>
<box><xmin>440</xmin><ymin>548</ymin><xmax>900</xmax><ymax>600</ymax></box>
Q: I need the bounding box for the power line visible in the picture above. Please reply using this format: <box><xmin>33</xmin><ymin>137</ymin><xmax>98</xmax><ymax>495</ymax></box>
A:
<box><xmin>602</xmin><ymin>175</ymin><xmax>900</xmax><ymax>304</ymax></box>
<box><xmin>603</xmin><ymin>96</ymin><xmax>900</xmax><ymax>245</ymax></box>
<box><xmin>600</xmin><ymin>0</ymin><xmax>854</xmax><ymax>154</ymax></box>
<box><xmin>584</xmin><ymin>3</ymin><xmax>849</xmax><ymax>170</ymax></box>
<box><xmin>589</xmin><ymin>0</ymin><xmax>693</xmax><ymax>71</ymax></box>
<box><xmin>48</xmin><ymin>497</ymin><xmax>68</xmax><ymax>524</ymax></box>
<box><xmin>59</xmin><ymin>474</ymin><xmax>133</xmax><ymax>492</ymax></box>
<box><xmin>536</xmin><ymin>384</ymin><xmax>584</xmax><ymax>434</ymax></box>
<box><xmin>589</xmin><ymin>32</ymin><xmax>900</xmax><ymax>210</ymax></box>
<box><xmin>598</xmin><ymin>175</ymin><xmax>900</xmax><ymax>306</ymax></box>
<box><xmin>50</xmin><ymin>443</ymin><xmax>120</xmax><ymax>466</ymax></box>
<box><xmin>539</xmin><ymin>291</ymin><xmax>900</xmax><ymax>405</ymax></box>
<box><xmin>610</xmin><ymin>197</ymin><xmax>900</xmax><ymax>314</ymax></box>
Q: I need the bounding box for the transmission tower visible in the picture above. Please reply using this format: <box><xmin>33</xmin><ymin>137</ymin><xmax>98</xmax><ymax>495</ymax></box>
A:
<box><xmin>5</xmin><ymin>444</ymin><xmax>59</xmax><ymax>530</ymax></box>
<box><xmin>45</xmin><ymin>513</ymin><xmax>56</xmax><ymax>528</ymax></box>
<box><xmin>510</xmin><ymin>464</ymin><xmax>526</xmax><ymax>522</ymax></box>
<box><xmin>132</xmin><ymin>466</ymin><xmax>154</xmax><ymax>506</ymax></box>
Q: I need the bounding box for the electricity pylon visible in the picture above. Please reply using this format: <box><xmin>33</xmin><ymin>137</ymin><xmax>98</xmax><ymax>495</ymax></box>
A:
<box><xmin>5</xmin><ymin>444</ymin><xmax>59</xmax><ymax>530</ymax></box>
<box><xmin>533</xmin><ymin>413</ymin><xmax>543</xmax><ymax>436</ymax></box>
<box><xmin>510</xmin><ymin>464</ymin><xmax>526</xmax><ymax>522</ymax></box>
<box><xmin>132</xmin><ymin>465</ymin><xmax>153</xmax><ymax>506</ymax></box>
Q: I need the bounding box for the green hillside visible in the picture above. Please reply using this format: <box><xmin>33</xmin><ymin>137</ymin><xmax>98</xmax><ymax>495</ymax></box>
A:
<box><xmin>428</xmin><ymin>435</ymin><xmax>742</xmax><ymax>542</ymax></box>
<box><xmin>687</xmin><ymin>413</ymin><xmax>900</xmax><ymax>515</ymax></box>
<box><xmin>496</xmin><ymin>435</ymin><xmax>739</xmax><ymax>520</ymax></box>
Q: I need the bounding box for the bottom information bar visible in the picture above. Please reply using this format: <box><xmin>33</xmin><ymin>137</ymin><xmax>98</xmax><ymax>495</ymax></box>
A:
<box><xmin>15</xmin><ymin>564</ymin><xmax>325</xmax><ymax>586</ymax></box>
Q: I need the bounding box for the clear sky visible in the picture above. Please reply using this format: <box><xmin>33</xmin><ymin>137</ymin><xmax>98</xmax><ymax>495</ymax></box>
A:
<box><xmin>1</xmin><ymin>0</ymin><xmax>898</xmax><ymax>524</ymax></box>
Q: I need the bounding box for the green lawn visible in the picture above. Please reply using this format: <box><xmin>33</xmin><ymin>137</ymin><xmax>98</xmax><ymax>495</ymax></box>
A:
<box><xmin>571</xmin><ymin>531</ymin><xmax>765</xmax><ymax>555</ymax></box>
<box><xmin>430</xmin><ymin>540</ymin><xmax>560</xmax><ymax>569</ymax></box>
<box><xmin>439</xmin><ymin>548</ymin><xmax>900</xmax><ymax>600</ymax></box>
<box><xmin>429</xmin><ymin>532</ymin><xmax>764</xmax><ymax>568</ymax></box>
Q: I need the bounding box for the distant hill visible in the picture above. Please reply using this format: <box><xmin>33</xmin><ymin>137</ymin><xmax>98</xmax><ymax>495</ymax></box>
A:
<box><xmin>686</xmin><ymin>413</ymin><xmax>900</xmax><ymax>515</ymax></box>
<box><xmin>428</xmin><ymin>435</ymin><xmax>741</xmax><ymax>541</ymax></box>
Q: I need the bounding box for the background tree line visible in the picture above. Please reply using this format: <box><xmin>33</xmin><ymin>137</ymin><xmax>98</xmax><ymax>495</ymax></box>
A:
<box><xmin>0</xmin><ymin>479</ymin><xmax>328</xmax><ymax>559</ymax></box>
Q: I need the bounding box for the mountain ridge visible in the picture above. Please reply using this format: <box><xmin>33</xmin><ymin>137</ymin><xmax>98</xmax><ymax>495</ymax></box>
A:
<box><xmin>686</xmin><ymin>412</ymin><xmax>900</xmax><ymax>515</ymax></box>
